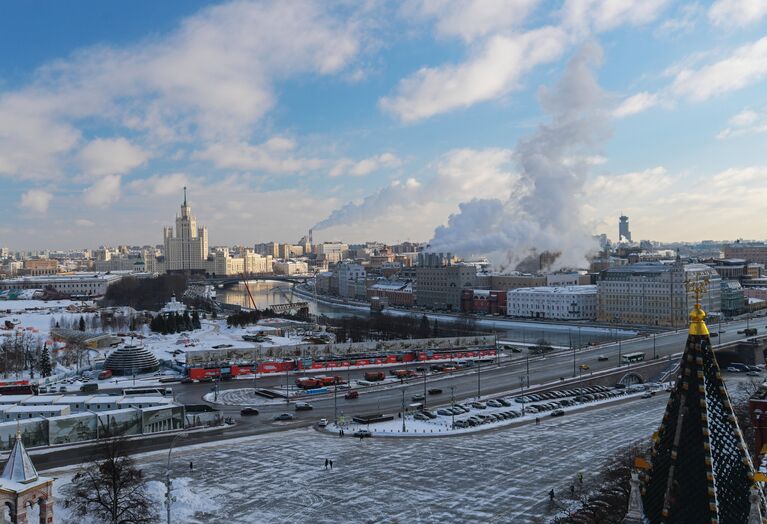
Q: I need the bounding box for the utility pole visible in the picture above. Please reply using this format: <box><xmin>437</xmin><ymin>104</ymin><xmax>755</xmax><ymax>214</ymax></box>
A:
<box><xmin>477</xmin><ymin>358</ymin><xmax>481</xmax><ymax>399</ymax></box>
<box><xmin>572</xmin><ymin>342</ymin><xmax>576</xmax><ymax>378</ymax></box>
<box><xmin>285</xmin><ymin>366</ymin><xmax>290</xmax><ymax>406</ymax></box>
<box><xmin>422</xmin><ymin>368</ymin><xmax>427</xmax><ymax>406</ymax></box>
<box><xmin>450</xmin><ymin>386</ymin><xmax>455</xmax><ymax>429</ymax></box>
<box><xmin>333</xmin><ymin>384</ymin><xmax>338</xmax><ymax>424</ymax></box>
<box><xmin>618</xmin><ymin>339</ymin><xmax>622</xmax><ymax>367</ymax></box>
<box><xmin>653</xmin><ymin>334</ymin><xmax>657</xmax><ymax>359</ymax></box>
<box><xmin>165</xmin><ymin>432</ymin><xmax>188</xmax><ymax>524</ymax></box>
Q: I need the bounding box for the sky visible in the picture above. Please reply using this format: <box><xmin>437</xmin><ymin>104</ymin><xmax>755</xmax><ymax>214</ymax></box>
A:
<box><xmin>1</xmin><ymin>0</ymin><xmax>767</xmax><ymax>252</ymax></box>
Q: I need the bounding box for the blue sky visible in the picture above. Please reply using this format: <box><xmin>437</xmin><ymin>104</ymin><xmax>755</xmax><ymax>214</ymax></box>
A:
<box><xmin>1</xmin><ymin>0</ymin><xmax>767</xmax><ymax>252</ymax></box>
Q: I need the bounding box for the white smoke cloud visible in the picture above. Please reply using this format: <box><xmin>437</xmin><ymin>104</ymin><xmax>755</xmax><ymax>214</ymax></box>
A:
<box><xmin>427</xmin><ymin>43</ymin><xmax>609</xmax><ymax>269</ymax></box>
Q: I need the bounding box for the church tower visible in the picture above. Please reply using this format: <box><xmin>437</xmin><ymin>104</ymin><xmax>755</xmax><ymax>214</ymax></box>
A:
<box><xmin>0</xmin><ymin>431</ymin><xmax>54</xmax><ymax>523</ymax></box>
<box><xmin>640</xmin><ymin>278</ymin><xmax>765</xmax><ymax>523</ymax></box>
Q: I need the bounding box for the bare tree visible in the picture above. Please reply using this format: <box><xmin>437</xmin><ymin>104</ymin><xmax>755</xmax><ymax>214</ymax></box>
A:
<box><xmin>67</xmin><ymin>438</ymin><xmax>156</xmax><ymax>524</ymax></box>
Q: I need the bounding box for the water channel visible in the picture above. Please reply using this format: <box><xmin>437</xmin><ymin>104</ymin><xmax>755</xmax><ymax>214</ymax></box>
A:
<box><xmin>217</xmin><ymin>280</ymin><xmax>637</xmax><ymax>348</ymax></box>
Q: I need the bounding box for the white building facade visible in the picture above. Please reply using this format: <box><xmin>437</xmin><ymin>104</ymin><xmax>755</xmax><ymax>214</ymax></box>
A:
<box><xmin>507</xmin><ymin>285</ymin><xmax>598</xmax><ymax>320</ymax></box>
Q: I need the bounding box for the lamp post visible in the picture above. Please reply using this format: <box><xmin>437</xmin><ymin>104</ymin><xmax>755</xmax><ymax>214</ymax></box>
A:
<box><xmin>653</xmin><ymin>334</ymin><xmax>657</xmax><ymax>359</ymax></box>
<box><xmin>401</xmin><ymin>389</ymin><xmax>406</xmax><ymax>432</ymax></box>
<box><xmin>450</xmin><ymin>386</ymin><xmax>455</xmax><ymax>429</ymax></box>
<box><xmin>333</xmin><ymin>384</ymin><xmax>338</xmax><ymax>425</ymax></box>
<box><xmin>165</xmin><ymin>432</ymin><xmax>189</xmax><ymax>524</ymax></box>
<box><xmin>477</xmin><ymin>358</ymin><xmax>481</xmax><ymax>399</ymax></box>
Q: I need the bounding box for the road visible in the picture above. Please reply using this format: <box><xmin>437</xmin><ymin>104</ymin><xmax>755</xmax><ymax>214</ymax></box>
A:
<box><xmin>175</xmin><ymin>315</ymin><xmax>763</xmax><ymax>427</ymax></box>
<box><xmin>32</xmin><ymin>316</ymin><xmax>763</xmax><ymax>470</ymax></box>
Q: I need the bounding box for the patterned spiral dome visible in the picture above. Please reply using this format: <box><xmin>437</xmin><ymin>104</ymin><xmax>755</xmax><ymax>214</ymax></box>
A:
<box><xmin>104</xmin><ymin>345</ymin><xmax>159</xmax><ymax>375</ymax></box>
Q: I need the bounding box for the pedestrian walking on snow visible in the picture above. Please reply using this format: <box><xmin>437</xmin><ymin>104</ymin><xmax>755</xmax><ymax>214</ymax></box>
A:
<box><xmin>324</xmin><ymin>458</ymin><xmax>329</xmax><ymax>470</ymax></box>
<box><xmin>570</xmin><ymin>485</ymin><xmax>575</xmax><ymax>497</ymax></box>
<box><xmin>189</xmin><ymin>461</ymin><xmax>194</xmax><ymax>471</ymax></box>
<box><xmin>535</xmin><ymin>417</ymin><xmax>540</xmax><ymax>426</ymax></box>
<box><xmin>329</xmin><ymin>459</ymin><xmax>333</xmax><ymax>470</ymax></box>
<box><xmin>549</xmin><ymin>489</ymin><xmax>555</xmax><ymax>501</ymax></box>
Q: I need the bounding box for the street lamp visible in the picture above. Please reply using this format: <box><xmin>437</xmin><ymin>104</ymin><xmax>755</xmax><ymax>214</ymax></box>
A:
<box><xmin>165</xmin><ymin>432</ymin><xmax>189</xmax><ymax>524</ymax></box>
<box><xmin>450</xmin><ymin>386</ymin><xmax>456</xmax><ymax>429</ymax></box>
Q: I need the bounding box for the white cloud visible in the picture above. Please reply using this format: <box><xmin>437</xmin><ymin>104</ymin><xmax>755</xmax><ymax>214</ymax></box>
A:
<box><xmin>712</xmin><ymin>166</ymin><xmax>767</xmax><ymax>187</ymax></box>
<box><xmin>20</xmin><ymin>189</ymin><xmax>53</xmax><ymax>214</ymax></box>
<box><xmin>380</xmin><ymin>27</ymin><xmax>567</xmax><ymax>122</ymax></box>
<box><xmin>402</xmin><ymin>0</ymin><xmax>539</xmax><ymax>42</ymax></box>
<box><xmin>612</xmin><ymin>92</ymin><xmax>659</xmax><ymax>118</ymax></box>
<box><xmin>79</xmin><ymin>138</ymin><xmax>149</xmax><ymax>177</ymax></box>
<box><xmin>654</xmin><ymin>3</ymin><xmax>704</xmax><ymax>37</ymax></box>
<box><xmin>591</xmin><ymin>166</ymin><xmax>671</xmax><ymax>197</ymax></box>
<box><xmin>84</xmin><ymin>175</ymin><xmax>121</xmax><ymax>207</ymax></box>
<box><xmin>561</xmin><ymin>0</ymin><xmax>670</xmax><ymax>33</ymax></box>
<box><xmin>314</xmin><ymin>147</ymin><xmax>515</xmax><ymax>233</ymax></box>
<box><xmin>0</xmin><ymin>1</ymin><xmax>362</xmax><ymax>181</ymax></box>
<box><xmin>670</xmin><ymin>36</ymin><xmax>767</xmax><ymax>102</ymax></box>
<box><xmin>330</xmin><ymin>152</ymin><xmax>402</xmax><ymax>177</ymax></box>
<box><xmin>194</xmin><ymin>139</ymin><xmax>326</xmax><ymax>173</ymax></box>
<box><xmin>75</xmin><ymin>219</ymin><xmax>95</xmax><ymax>227</ymax></box>
<box><xmin>717</xmin><ymin>108</ymin><xmax>767</xmax><ymax>139</ymax></box>
<box><xmin>128</xmin><ymin>173</ymin><xmax>191</xmax><ymax>196</ymax></box>
<box><xmin>709</xmin><ymin>0</ymin><xmax>767</xmax><ymax>27</ymax></box>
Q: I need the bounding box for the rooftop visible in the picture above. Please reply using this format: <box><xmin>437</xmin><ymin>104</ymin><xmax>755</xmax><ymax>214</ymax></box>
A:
<box><xmin>509</xmin><ymin>285</ymin><xmax>597</xmax><ymax>295</ymax></box>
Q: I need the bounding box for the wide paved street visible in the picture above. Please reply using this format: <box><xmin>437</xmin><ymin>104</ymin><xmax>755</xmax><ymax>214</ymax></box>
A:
<box><xmin>51</xmin><ymin>395</ymin><xmax>667</xmax><ymax>523</ymax></box>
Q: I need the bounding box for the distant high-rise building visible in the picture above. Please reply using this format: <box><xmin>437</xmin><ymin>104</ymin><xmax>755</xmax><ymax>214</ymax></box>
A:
<box><xmin>163</xmin><ymin>188</ymin><xmax>209</xmax><ymax>273</ymax></box>
<box><xmin>618</xmin><ymin>214</ymin><xmax>632</xmax><ymax>243</ymax></box>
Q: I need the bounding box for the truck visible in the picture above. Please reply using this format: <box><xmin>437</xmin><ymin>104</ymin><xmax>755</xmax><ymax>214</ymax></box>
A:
<box><xmin>364</xmin><ymin>371</ymin><xmax>385</xmax><ymax>382</ymax></box>
<box><xmin>295</xmin><ymin>375</ymin><xmax>344</xmax><ymax>390</ymax></box>
<box><xmin>97</xmin><ymin>370</ymin><xmax>113</xmax><ymax>380</ymax></box>
<box><xmin>390</xmin><ymin>369</ymin><xmax>416</xmax><ymax>379</ymax></box>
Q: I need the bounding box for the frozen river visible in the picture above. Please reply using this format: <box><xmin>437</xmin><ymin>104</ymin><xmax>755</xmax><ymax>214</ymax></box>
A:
<box><xmin>51</xmin><ymin>395</ymin><xmax>667</xmax><ymax>523</ymax></box>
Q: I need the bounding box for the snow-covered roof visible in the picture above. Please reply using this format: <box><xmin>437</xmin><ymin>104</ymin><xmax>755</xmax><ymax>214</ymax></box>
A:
<box><xmin>509</xmin><ymin>285</ymin><xmax>597</xmax><ymax>295</ymax></box>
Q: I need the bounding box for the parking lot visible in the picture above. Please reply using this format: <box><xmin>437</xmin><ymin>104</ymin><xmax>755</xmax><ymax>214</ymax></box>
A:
<box><xmin>325</xmin><ymin>383</ymin><xmax>662</xmax><ymax>436</ymax></box>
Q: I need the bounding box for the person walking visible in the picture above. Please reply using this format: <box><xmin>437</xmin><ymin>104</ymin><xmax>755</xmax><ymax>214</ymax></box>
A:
<box><xmin>549</xmin><ymin>489</ymin><xmax>555</xmax><ymax>502</ymax></box>
<box><xmin>324</xmin><ymin>458</ymin><xmax>329</xmax><ymax>470</ymax></box>
<box><xmin>570</xmin><ymin>485</ymin><xmax>575</xmax><ymax>497</ymax></box>
<box><xmin>189</xmin><ymin>461</ymin><xmax>194</xmax><ymax>471</ymax></box>
<box><xmin>329</xmin><ymin>459</ymin><xmax>333</xmax><ymax>470</ymax></box>
<box><xmin>535</xmin><ymin>417</ymin><xmax>540</xmax><ymax>426</ymax></box>
<box><xmin>339</xmin><ymin>429</ymin><xmax>344</xmax><ymax>438</ymax></box>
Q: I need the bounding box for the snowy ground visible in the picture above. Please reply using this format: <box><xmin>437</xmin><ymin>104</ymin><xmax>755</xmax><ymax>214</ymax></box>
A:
<box><xmin>47</xmin><ymin>396</ymin><xmax>668</xmax><ymax>523</ymax></box>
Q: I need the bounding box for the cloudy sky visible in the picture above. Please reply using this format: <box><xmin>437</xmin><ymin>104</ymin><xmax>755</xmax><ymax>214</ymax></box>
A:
<box><xmin>1</xmin><ymin>0</ymin><xmax>767</xmax><ymax>250</ymax></box>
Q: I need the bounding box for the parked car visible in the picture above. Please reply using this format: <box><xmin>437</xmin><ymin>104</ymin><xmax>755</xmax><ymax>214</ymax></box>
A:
<box><xmin>422</xmin><ymin>410</ymin><xmax>437</xmax><ymax>419</ymax></box>
<box><xmin>414</xmin><ymin>412</ymin><xmax>430</xmax><ymax>421</ymax></box>
<box><xmin>470</xmin><ymin>402</ymin><xmax>486</xmax><ymax>409</ymax></box>
<box><xmin>318</xmin><ymin>418</ymin><xmax>328</xmax><ymax>427</ymax></box>
<box><xmin>497</xmin><ymin>398</ymin><xmax>511</xmax><ymax>407</ymax></box>
<box><xmin>240</xmin><ymin>407</ymin><xmax>260</xmax><ymax>416</ymax></box>
<box><xmin>273</xmin><ymin>413</ymin><xmax>295</xmax><ymax>421</ymax></box>
<box><xmin>39</xmin><ymin>386</ymin><xmax>48</xmax><ymax>394</ymax></box>
<box><xmin>294</xmin><ymin>402</ymin><xmax>313</xmax><ymax>411</ymax></box>
<box><xmin>550</xmin><ymin>409</ymin><xmax>565</xmax><ymax>417</ymax></box>
<box><xmin>486</xmin><ymin>400</ymin><xmax>502</xmax><ymax>408</ymax></box>
<box><xmin>428</xmin><ymin>388</ymin><xmax>443</xmax><ymax>395</ymax></box>
<box><xmin>747</xmin><ymin>371</ymin><xmax>762</xmax><ymax>377</ymax></box>
<box><xmin>437</xmin><ymin>409</ymin><xmax>452</xmax><ymax>416</ymax></box>
<box><xmin>353</xmin><ymin>429</ymin><xmax>372</xmax><ymax>438</ymax></box>
<box><xmin>58</xmin><ymin>386</ymin><xmax>67</xmax><ymax>393</ymax></box>
<box><xmin>726</xmin><ymin>367</ymin><xmax>741</xmax><ymax>373</ymax></box>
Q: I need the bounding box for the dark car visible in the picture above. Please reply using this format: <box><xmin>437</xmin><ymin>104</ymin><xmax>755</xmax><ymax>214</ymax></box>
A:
<box><xmin>597</xmin><ymin>355</ymin><xmax>609</xmax><ymax>361</ymax></box>
<box><xmin>428</xmin><ymin>388</ymin><xmax>443</xmax><ymax>395</ymax></box>
<box><xmin>180</xmin><ymin>378</ymin><xmax>194</xmax><ymax>384</ymax></box>
<box><xmin>240</xmin><ymin>407</ymin><xmax>260</xmax><ymax>416</ymax></box>
<box><xmin>199</xmin><ymin>377</ymin><xmax>214</xmax><ymax>383</ymax></box>
<box><xmin>550</xmin><ymin>409</ymin><xmax>565</xmax><ymax>417</ymax></box>
<box><xmin>273</xmin><ymin>413</ymin><xmax>294</xmax><ymax>421</ymax></box>
<box><xmin>353</xmin><ymin>429</ymin><xmax>372</xmax><ymax>438</ymax></box>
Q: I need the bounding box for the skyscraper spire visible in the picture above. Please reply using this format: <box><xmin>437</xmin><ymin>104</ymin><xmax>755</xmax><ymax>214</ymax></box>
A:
<box><xmin>183</xmin><ymin>186</ymin><xmax>187</xmax><ymax>207</ymax></box>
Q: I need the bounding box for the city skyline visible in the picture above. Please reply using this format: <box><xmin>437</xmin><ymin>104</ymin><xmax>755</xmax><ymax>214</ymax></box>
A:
<box><xmin>2</xmin><ymin>1</ymin><xmax>767</xmax><ymax>251</ymax></box>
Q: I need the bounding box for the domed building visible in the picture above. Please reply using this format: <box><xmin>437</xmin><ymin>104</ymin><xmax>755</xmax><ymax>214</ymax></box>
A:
<box><xmin>104</xmin><ymin>345</ymin><xmax>159</xmax><ymax>375</ymax></box>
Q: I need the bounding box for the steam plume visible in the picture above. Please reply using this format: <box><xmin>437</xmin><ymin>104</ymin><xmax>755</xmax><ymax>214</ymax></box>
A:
<box><xmin>428</xmin><ymin>43</ymin><xmax>608</xmax><ymax>269</ymax></box>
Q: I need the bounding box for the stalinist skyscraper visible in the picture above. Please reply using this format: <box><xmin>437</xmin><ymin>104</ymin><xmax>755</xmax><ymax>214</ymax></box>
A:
<box><xmin>163</xmin><ymin>188</ymin><xmax>209</xmax><ymax>272</ymax></box>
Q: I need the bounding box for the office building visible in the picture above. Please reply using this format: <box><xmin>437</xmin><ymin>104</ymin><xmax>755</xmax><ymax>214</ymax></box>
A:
<box><xmin>597</xmin><ymin>262</ymin><xmax>721</xmax><ymax>327</ymax></box>
<box><xmin>619</xmin><ymin>214</ymin><xmax>632</xmax><ymax>243</ymax></box>
<box><xmin>163</xmin><ymin>188</ymin><xmax>209</xmax><ymax>273</ymax></box>
<box><xmin>507</xmin><ymin>286</ymin><xmax>597</xmax><ymax>320</ymax></box>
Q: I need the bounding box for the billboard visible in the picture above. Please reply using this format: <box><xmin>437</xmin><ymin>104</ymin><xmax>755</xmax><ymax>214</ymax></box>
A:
<box><xmin>48</xmin><ymin>413</ymin><xmax>98</xmax><ymax>445</ymax></box>
<box><xmin>185</xmin><ymin>335</ymin><xmax>497</xmax><ymax>366</ymax></box>
<box><xmin>0</xmin><ymin>418</ymin><xmax>48</xmax><ymax>450</ymax></box>
<box><xmin>142</xmin><ymin>405</ymin><xmax>185</xmax><ymax>434</ymax></box>
<box><xmin>98</xmin><ymin>409</ymin><xmax>141</xmax><ymax>438</ymax></box>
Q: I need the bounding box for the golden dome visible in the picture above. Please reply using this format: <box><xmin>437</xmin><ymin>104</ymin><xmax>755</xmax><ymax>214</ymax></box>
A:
<box><xmin>689</xmin><ymin>303</ymin><xmax>709</xmax><ymax>336</ymax></box>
